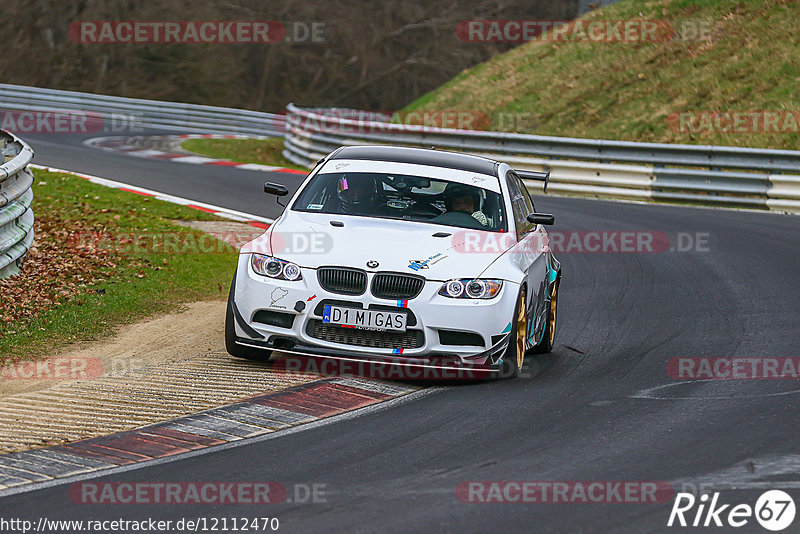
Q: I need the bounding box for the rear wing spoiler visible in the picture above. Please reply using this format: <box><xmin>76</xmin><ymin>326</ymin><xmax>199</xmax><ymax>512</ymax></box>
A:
<box><xmin>516</xmin><ymin>170</ymin><xmax>550</xmax><ymax>193</ymax></box>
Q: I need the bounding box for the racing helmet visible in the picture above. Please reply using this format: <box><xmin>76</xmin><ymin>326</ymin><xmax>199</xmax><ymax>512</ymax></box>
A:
<box><xmin>336</xmin><ymin>174</ymin><xmax>379</xmax><ymax>211</ymax></box>
<box><xmin>443</xmin><ymin>183</ymin><xmax>481</xmax><ymax>212</ymax></box>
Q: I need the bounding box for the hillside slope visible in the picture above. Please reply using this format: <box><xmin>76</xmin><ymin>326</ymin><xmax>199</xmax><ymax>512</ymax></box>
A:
<box><xmin>405</xmin><ymin>0</ymin><xmax>800</xmax><ymax>149</ymax></box>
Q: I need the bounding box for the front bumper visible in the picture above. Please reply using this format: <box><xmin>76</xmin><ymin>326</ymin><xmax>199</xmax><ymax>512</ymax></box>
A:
<box><xmin>233</xmin><ymin>337</ymin><xmax>502</xmax><ymax>380</ymax></box>
<box><xmin>232</xmin><ymin>255</ymin><xmax>518</xmax><ymax>368</ymax></box>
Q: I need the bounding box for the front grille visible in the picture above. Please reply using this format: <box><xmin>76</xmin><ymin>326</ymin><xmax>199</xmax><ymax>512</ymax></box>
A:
<box><xmin>317</xmin><ymin>267</ymin><xmax>367</xmax><ymax>295</ymax></box>
<box><xmin>371</xmin><ymin>273</ymin><xmax>425</xmax><ymax>300</ymax></box>
<box><xmin>306</xmin><ymin>320</ymin><xmax>424</xmax><ymax>349</ymax></box>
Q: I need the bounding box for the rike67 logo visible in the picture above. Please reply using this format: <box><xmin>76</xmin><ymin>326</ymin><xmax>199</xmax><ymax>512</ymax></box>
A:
<box><xmin>668</xmin><ymin>490</ymin><xmax>796</xmax><ymax>531</ymax></box>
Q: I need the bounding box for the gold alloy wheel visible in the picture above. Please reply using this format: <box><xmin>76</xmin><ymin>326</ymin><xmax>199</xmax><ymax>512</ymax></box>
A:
<box><xmin>548</xmin><ymin>284</ymin><xmax>558</xmax><ymax>347</ymax></box>
<box><xmin>516</xmin><ymin>289</ymin><xmax>527</xmax><ymax>369</ymax></box>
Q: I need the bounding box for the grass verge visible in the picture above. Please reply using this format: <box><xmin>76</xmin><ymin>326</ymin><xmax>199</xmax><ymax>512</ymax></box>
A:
<box><xmin>404</xmin><ymin>0</ymin><xmax>800</xmax><ymax>150</ymax></box>
<box><xmin>182</xmin><ymin>137</ymin><xmax>309</xmax><ymax>171</ymax></box>
<box><xmin>0</xmin><ymin>170</ymin><xmax>239</xmax><ymax>360</ymax></box>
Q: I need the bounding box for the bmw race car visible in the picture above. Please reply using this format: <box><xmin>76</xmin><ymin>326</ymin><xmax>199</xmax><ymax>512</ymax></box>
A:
<box><xmin>225</xmin><ymin>146</ymin><xmax>560</xmax><ymax>378</ymax></box>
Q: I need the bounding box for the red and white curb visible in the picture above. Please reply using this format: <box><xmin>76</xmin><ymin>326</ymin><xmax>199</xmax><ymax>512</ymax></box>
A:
<box><xmin>30</xmin><ymin>164</ymin><xmax>273</xmax><ymax>230</ymax></box>
<box><xmin>84</xmin><ymin>134</ymin><xmax>307</xmax><ymax>175</ymax></box>
<box><xmin>0</xmin><ymin>378</ymin><xmax>419</xmax><ymax>492</ymax></box>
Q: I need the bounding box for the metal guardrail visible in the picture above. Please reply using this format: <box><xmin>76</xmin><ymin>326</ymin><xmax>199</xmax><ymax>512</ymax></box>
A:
<box><xmin>283</xmin><ymin>104</ymin><xmax>800</xmax><ymax>213</ymax></box>
<box><xmin>0</xmin><ymin>130</ymin><xmax>34</xmax><ymax>279</ymax></box>
<box><xmin>0</xmin><ymin>84</ymin><xmax>285</xmax><ymax>136</ymax></box>
<box><xmin>1</xmin><ymin>86</ymin><xmax>796</xmax><ymax>213</ymax></box>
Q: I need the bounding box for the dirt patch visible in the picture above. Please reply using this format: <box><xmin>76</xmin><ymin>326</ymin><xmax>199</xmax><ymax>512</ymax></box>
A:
<box><xmin>0</xmin><ymin>300</ymin><xmax>225</xmax><ymax>398</ymax></box>
<box><xmin>0</xmin><ymin>300</ymin><xmax>317</xmax><ymax>453</ymax></box>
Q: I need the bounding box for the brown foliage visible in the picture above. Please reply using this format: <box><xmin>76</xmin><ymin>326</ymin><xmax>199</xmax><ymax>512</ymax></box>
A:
<box><xmin>0</xmin><ymin>0</ymin><xmax>577</xmax><ymax>111</ymax></box>
<box><xmin>0</xmin><ymin>214</ymin><xmax>118</xmax><ymax>332</ymax></box>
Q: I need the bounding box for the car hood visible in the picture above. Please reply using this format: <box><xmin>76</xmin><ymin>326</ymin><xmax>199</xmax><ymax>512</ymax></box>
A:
<box><xmin>241</xmin><ymin>212</ymin><xmax>512</xmax><ymax>280</ymax></box>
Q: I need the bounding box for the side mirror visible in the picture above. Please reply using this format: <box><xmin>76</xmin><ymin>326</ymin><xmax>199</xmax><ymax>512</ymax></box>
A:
<box><xmin>264</xmin><ymin>182</ymin><xmax>289</xmax><ymax>196</ymax></box>
<box><xmin>527</xmin><ymin>213</ymin><xmax>555</xmax><ymax>226</ymax></box>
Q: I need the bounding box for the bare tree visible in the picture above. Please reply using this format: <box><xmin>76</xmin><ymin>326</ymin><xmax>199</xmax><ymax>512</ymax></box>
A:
<box><xmin>0</xmin><ymin>0</ymin><xmax>578</xmax><ymax>112</ymax></box>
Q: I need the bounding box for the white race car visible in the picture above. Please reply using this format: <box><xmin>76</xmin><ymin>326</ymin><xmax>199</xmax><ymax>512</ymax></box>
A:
<box><xmin>225</xmin><ymin>146</ymin><xmax>560</xmax><ymax>378</ymax></box>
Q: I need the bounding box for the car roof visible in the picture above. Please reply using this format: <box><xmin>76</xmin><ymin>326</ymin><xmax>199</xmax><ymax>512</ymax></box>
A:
<box><xmin>330</xmin><ymin>146</ymin><xmax>500</xmax><ymax>177</ymax></box>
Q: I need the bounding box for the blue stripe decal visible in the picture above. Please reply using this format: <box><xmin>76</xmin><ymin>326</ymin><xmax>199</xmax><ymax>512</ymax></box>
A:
<box><xmin>534</xmin><ymin>313</ymin><xmax>546</xmax><ymax>345</ymax></box>
<box><xmin>528</xmin><ymin>315</ymin><xmax>537</xmax><ymax>343</ymax></box>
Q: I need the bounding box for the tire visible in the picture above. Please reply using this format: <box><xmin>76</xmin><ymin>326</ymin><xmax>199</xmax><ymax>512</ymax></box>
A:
<box><xmin>497</xmin><ymin>287</ymin><xmax>527</xmax><ymax>379</ymax></box>
<box><xmin>533</xmin><ymin>277</ymin><xmax>559</xmax><ymax>354</ymax></box>
<box><xmin>225</xmin><ymin>274</ymin><xmax>273</xmax><ymax>361</ymax></box>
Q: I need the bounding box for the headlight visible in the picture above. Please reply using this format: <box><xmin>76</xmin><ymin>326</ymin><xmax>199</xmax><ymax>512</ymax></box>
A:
<box><xmin>444</xmin><ymin>279</ymin><xmax>464</xmax><ymax>298</ymax></box>
<box><xmin>251</xmin><ymin>254</ymin><xmax>303</xmax><ymax>281</ymax></box>
<box><xmin>439</xmin><ymin>279</ymin><xmax>502</xmax><ymax>299</ymax></box>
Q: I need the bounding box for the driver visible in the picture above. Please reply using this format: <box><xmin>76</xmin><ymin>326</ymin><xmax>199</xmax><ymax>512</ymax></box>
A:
<box><xmin>443</xmin><ymin>183</ymin><xmax>489</xmax><ymax>226</ymax></box>
<box><xmin>335</xmin><ymin>174</ymin><xmax>383</xmax><ymax>215</ymax></box>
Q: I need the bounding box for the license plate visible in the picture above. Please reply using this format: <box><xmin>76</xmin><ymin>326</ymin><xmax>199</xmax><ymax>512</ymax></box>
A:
<box><xmin>323</xmin><ymin>305</ymin><xmax>407</xmax><ymax>332</ymax></box>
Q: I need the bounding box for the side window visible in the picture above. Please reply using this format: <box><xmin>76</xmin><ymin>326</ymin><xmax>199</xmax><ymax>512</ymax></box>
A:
<box><xmin>520</xmin><ymin>179</ymin><xmax>536</xmax><ymax>214</ymax></box>
<box><xmin>506</xmin><ymin>171</ymin><xmax>534</xmax><ymax>238</ymax></box>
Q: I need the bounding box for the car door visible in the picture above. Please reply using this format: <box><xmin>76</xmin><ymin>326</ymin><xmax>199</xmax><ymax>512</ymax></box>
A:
<box><xmin>506</xmin><ymin>171</ymin><xmax>549</xmax><ymax>345</ymax></box>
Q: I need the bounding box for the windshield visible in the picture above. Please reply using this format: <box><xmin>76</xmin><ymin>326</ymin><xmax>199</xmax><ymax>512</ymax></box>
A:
<box><xmin>291</xmin><ymin>172</ymin><xmax>507</xmax><ymax>232</ymax></box>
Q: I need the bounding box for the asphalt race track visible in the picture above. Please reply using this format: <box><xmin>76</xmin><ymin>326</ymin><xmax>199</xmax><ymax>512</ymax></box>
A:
<box><xmin>4</xmin><ymin>130</ymin><xmax>800</xmax><ymax>533</ymax></box>
<box><xmin>23</xmin><ymin>129</ymin><xmax>304</xmax><ymax>219</ymax></box>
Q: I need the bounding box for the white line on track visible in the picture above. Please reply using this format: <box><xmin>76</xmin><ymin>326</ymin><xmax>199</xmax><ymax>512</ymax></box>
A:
<box><xmin>29</xmin><ymin>164</ymin><xmax>274</xmax><ymax>224</ymax></box>
<box><xmin>631</xmin><ymin>380</ymin><xmax>800</xmax><ymax>400</ymax></box>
